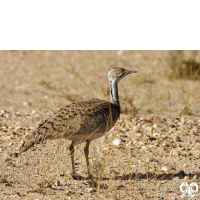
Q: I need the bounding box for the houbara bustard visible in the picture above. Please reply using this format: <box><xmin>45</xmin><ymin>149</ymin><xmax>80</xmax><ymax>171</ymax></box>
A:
<box><xmin>11</xmin><ymin>66</ymin><xmax>137</xmax><ymax>178</ymax></box>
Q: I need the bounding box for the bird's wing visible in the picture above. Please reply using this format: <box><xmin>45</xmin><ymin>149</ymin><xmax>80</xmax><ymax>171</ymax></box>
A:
<box><xmin>31</xmin><ymin>99</ymin><xmax>113</xmax><ymax>139</ymax></box>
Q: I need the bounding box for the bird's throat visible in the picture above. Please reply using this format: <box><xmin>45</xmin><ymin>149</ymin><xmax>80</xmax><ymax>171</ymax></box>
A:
<box><xmin>109</xmin><ymin>80</ymin><xmax>120</xmax><ymax>106</ymax></box>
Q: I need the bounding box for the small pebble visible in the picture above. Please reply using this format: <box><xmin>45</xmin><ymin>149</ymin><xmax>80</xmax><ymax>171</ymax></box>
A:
<box><xmin>170</xmin><ymin>197</ymin><xmax>177</xmax><ymax>200</ymax></box>
<box><xmin>60</xmin><ymin>179</ymin><xmax>66</xmax><ymax>185</ymax></box>
<box><xmin>131</xmin><ymin>165</ymin><xmax>137</xmax><ymax>168</ymax></box>
<box><xmin>60</xmin><ymin>172</ymin><xmax>65</xmax><ymax>176</ymax></box>
<box><xmin>157</xmin><ymin>195</ymin><xmax>163</xmax><ymax>199</ymax></box>
<box><xmin>193</xmin><ymin>150</ymin><xmax>200</xmax><ymax>156</ymax></box>
<box><xmin>171</xmin><ymin>150</ymin><xmax>180</xmax><ymax>157</ymax></box>
<box><xmin>23</xmin><ymin>101</ymin><xmax>31</xmax><ymax>106</ymax></box>
<box><xmin>55</xmin><ymin>180</ymin><xmax>61</xmax><ymax>186</ymax></box>
<box><xmin>8</xmin><ymin>142</ymin><xmax>13</xmax><ymax>146</ymax></box>
<box><xmin>153</xmin><ymin>133</ymin><xmax>161</xmax><ymax>136</ymax></box>
<box><xmin>162</xmin><ymin>165</ymin><xmax>174</xmax><ymax>172</ymax></box>
<box><xmin>112</xmin><ymin>138</ymin><xmax>121</xmax><ymax>146</ymax></box>
<box><xmin>153</xmin><ymin>124</ymin><xmax>158</xmax><ymax>128</ymax></box>
<box><xmin>174</xmin><ymin>135</ymin><xmax>181</xmax><ymax>142</ymax></box>
<box><xmin>136</xmin><ymin>133</ymin><xmax>142</xmax><ymax>138</ymax></box>
<box><xmin>184</xmin><ymin>176</ymin><xmax>189</xmax><ymax>180</ymax></box>
<box><xmin>9</xmin><ymin>130</ymin><xmax>16</xmax><ymax>135</ymax></box>
<box><xmin>193</xmin><ymin>174</ymin><xmax>198</xmax><ymax>180</ymax></box>
<box><xmin>14</xmin><ymin>125</ymin><xmax>22</xmax><ymax>132</ymax></box>
<box><xmin>141</xmin><ymin>146</ymin><xmax>147</xmax><ymax>149</ymax></box>
<box><xmin>32</xmin><ymin>110</ymin><xmax>36</xmax><ymax>114</ymax></box>
<box><xmin>87</xmin><ymin>188</ymin><xmax>96</xmax><ymax>193</ymax></box>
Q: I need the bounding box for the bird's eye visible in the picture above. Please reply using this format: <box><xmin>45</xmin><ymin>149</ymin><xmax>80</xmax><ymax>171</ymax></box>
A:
<box><xmin>117</xmin><ymin>70</ymin><xmax>121</xmax><ymax>74</ymax></box>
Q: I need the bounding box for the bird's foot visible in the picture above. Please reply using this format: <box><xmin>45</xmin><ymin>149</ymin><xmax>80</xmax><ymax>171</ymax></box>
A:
<box><xmin>87</xmin><ymin>173</ymin><xmax>94</xmax><ymax>179</ymax></box>
<box><xmin>71</xmin><ymin>172</ymin><xmax>84</xmax><ymax>180</ymax></box>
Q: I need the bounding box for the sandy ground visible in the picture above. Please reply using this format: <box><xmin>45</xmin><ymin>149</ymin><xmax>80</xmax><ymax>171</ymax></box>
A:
<box><xmin>0</xmin><ymin>51</ymin><xmax>200</xmax><ymax>199</ymax></box>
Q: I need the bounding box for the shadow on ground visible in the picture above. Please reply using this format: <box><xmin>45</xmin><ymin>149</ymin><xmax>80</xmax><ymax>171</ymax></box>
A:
<box><xmin>72</xmin><ymin>170</ymin><xmax>200</xmax><ymax>181</ymax></box>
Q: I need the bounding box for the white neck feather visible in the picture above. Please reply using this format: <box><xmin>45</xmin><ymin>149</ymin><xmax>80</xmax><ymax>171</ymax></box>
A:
<box><xmin>109</xmin><ymin>79</ymin><xmax>119</xmax><ymax>106</ymax></box>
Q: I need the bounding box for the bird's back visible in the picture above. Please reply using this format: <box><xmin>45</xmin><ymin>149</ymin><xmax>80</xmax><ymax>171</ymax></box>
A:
<box><xmin>44</xmin><ymin>98</ymin><xmax>119</xmax><ymax>141</ymax></box>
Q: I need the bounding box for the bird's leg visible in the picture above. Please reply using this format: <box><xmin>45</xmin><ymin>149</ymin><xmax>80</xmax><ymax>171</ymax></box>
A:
<box><xmin>69</xmin><ymin>141</ymin><xmax>76</xmax><ymax>177</ymax></box>
<box><xmin>84</xmin><ymin>140</ymin><xmax>91</xmax><ymax>177</ymax></box>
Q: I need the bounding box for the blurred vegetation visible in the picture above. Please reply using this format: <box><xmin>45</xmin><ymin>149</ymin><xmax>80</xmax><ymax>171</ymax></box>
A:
<box><xmin>169</xmin><ymin>50</ymin><xmax>200</xmax><ymax>80</ymax></box>
<box><xmin>0</xmin><ymin>50</ymin><xmax>200</xmax><ymax>117</ymax></box>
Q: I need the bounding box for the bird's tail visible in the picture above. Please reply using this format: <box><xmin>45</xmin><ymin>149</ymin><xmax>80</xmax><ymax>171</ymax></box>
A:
<box><xmin>9</xmin><ymin>120</ymin><xmax>54</xmax><ymax>157</ymax></box>
<box><xmin>19</xmin><ymin>132</ymin><xmax>46</xmax><ymax>153</ymax></box>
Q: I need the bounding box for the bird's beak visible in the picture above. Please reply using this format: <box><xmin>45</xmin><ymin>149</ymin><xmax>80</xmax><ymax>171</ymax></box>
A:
<box><xmin>123</xmin><ymin>69</ymin><xmax>138</xmax><ymax>76</ymax></box>
<box><xmin>119</xmin><ymin>69</ymin><xmax>137</xmax><ymax>81</ymax></box>
<box><xmin>130</xmin><ymin>70</ymin><xmax>138</xmax><ymax>73</ymax></box>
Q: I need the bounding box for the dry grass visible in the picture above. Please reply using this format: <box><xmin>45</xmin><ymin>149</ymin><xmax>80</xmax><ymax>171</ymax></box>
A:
<box><xmin>168</xmin><ymin>50</ymin><xmax>200</xmax><ymax>80</ymax></box>
<box><xmin>0</xmin><ymin>50</ymin><xmax>200</xmax><ymax>199</ymax></box>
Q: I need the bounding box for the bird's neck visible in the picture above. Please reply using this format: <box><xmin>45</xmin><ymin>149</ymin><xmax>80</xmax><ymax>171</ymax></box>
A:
<box><xmin>109</xmin><ymin>80</ymin><xmax>120</xmax><ymax>107</ymax></box>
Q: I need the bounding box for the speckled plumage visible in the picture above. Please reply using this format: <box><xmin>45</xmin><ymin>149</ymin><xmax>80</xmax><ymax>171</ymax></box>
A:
<box><xmin>14</xmin><ymin>66</ymin><xmax>137</xmax><ymax>177</ymax></box>
<box><xmin>20</xmin><ymin>98</ymin><xmax>119</xmax><ymax>152</ymax></box>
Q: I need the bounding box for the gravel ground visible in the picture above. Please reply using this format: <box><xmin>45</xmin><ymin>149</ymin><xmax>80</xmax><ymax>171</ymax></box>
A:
<box><xmin>0</xmin><ymin>51</ymin><xmax>200</xmax><ymax>199</ymax></box>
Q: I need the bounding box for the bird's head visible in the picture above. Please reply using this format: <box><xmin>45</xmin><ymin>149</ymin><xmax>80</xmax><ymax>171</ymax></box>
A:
<box><xmin>108</xmin><ymin>66</ymin><xmax>137</xmax><ymax>82</ymax></box>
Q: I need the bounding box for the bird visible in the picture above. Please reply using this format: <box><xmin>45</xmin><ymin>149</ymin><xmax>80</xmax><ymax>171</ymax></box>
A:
<box><xmin>11</xmin><ymin>66</ymin><xmax>137</xmax><ymax>178</ymax></box>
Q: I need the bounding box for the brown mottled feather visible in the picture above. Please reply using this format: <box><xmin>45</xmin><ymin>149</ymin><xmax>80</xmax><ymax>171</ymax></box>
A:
<box><xmin>19</xmin><ymin>98</ymin><xmax>119</xmax><ymax>153</ymax></box>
